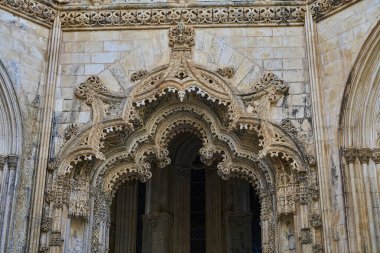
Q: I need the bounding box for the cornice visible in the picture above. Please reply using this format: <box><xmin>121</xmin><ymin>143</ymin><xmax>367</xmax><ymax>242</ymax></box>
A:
<box><xmin>0</xmin><ymin>0</ymin><xmax>360</xmax><ymax>30</ymax></box>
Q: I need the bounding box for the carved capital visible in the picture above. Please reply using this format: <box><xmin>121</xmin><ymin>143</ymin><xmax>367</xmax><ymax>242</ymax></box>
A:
<box><xmin>358</xmin><ymin>148</ymin><xmax>371</xmax><ymax>164</ymax></box>
<box><xmin>7</xmin><ymin>155</ymin><xmax>18</xmax><ymax>170</ymax></box>
<box><xmin>0</xmin><ymin>155</ymin><xmax>7</xmax><ymax>170</ymax></box>
<box><xmin>343</xmin><ymin>148</ymin><xmax>357</xmax><ymax>164</ymax></box>
<box><xmin>312</xmin><ymin>243</ymin><xmax>323</xmax><ymax>253</ymax></box>
<box><xmin>371</xmin><ymin>148</ymin><xmax>380</xmax><ymax>164</ymax></box>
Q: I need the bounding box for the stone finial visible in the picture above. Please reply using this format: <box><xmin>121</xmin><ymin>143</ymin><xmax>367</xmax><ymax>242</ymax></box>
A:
<box><xmin>357</xmin><ymin>148</ymin><xmax>371</xmax><ymax>164</ymax></box>
<box><xmin>371</xmin><ymin>148</ymin><xmax>380</xmax><ymax>164</ymax></box>
<box><xmin>168</xmin><ymin>22</ymin><xmax>195</xmax><ymax>50</ymax></box>
<box><xmin>343</xmin><ymin>148</ymin><xmax>357</xmax><ymax>164</ymax></box>
<box><xmin>7</xmin><ymin>155</ymin><xmax>18</xmax><ymax>170</ymax></box>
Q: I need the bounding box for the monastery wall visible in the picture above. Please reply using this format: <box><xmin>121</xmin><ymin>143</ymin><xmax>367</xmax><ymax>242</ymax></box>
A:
<box><xmin>0</xmin><ymin>9</ymin><xmax>50</xmax><ymax>253</ymax></box>
<box><xmin>315</xmin><ymin>0</ymin><xmax>380</xmax><ymax>251</ymax></box>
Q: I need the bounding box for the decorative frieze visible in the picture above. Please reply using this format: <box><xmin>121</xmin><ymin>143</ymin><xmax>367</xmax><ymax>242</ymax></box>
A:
<box><xmin>0</xmin><ymin>0</ymin><xmax>359</xmax><ymax>30</ymax></box>
<box><xmin>0</xmin><ymin>0</ymin><xmax>56</xmax><ymax>27</ymax></box>
<box><xmin>310</xmin><ymin>0</ymin><xmax>360</xmax><ymax>21</ymax></box>
<box><xmin>343</xmin><ymin>148</ymin><xmax>380</xmax><ymax>164</ymax></box>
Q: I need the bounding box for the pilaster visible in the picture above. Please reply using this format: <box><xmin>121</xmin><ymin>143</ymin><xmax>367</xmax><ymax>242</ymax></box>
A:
<box><xmin>28</xmin><ymin>15</ymin><xmax>62</xmax><ymax>253</ymax></box>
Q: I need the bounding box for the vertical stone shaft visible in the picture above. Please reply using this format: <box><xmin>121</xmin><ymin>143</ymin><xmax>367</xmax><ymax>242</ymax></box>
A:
<box><xmin>363</xmin><ymin>163</ymin><xmax>377</xmax><ymax>252</ymax></box>
<box><xmin>0</xmin><ymin>156</ymin><xmax>17</xmax><ymax>252</ymax></box>
<box><xmin>115</xmin><ymin>182</ymin><xmax>138</xmax><ymax>253</ymax></box>
<box><xmin>173</xmin><ymin>168</ymin><xmax>190</xmax><ymax>253</ymax></box>
<box><xmin>28</xmin><ymin>15</ymin><xmax>62</xmax><ymax>253</ymax></box>
<box><xmin>205</xmin><ymin>169</ymin><xmax>221</xmax><ymax>253</ymax></box>
<box><xmin>305</xmin><ymin>7</ymin><xmax>334</xmax><ymax>253</ymax></box>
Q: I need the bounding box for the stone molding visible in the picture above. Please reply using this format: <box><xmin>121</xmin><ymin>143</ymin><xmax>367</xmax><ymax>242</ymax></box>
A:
<box><xmin>0</xmin><ymin>0</ymin><xmax>360</xmax><ymax>29</ymax></box>
<box><xmin>343</xmin><ymin>148</ymin><xmax>380</xmax><ymax>164</ymax></box>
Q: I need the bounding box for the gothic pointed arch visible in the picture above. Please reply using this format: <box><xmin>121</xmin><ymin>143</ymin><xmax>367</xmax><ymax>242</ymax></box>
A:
<box><xmin>0</xmin><ymin>59</ymin><xmax>22</xmax><ymax>252</ymax></box>
<box><xmin>340</xmin><ymin>20</ymin><xmax>380</xmax><ymax>253</ymax></box>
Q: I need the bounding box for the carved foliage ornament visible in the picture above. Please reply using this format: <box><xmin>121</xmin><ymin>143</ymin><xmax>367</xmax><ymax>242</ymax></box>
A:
<box><xmin>0</xmin><ymin>0</ymin><xmax>358</xmax><ymax>30</ymax></box>
<box><xmin>169</xmin><ymin>21</ymin><xmax>195</xmax><ymax>50</ymax></box>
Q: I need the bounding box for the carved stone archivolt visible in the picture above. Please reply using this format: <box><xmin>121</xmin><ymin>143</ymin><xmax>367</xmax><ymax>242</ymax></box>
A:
<box><xmin>43</xmin><ymin>23</ymin><xmax>319</xmax><ymax>253</ymax></box>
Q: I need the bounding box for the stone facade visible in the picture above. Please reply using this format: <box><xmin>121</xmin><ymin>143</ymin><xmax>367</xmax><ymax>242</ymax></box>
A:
<box><xmin>0</xmin><ymin>0</ymin><xmax>379</xmax><ymax>252</ymax></box>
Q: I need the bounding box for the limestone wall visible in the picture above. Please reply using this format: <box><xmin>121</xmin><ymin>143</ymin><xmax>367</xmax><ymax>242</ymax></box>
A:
<box><xmin>0</xmin><ymin>9</ymin><xmax>50</xmax><ymax>253</ymax></box>
<box><xmin>315</xmin><ymin>0</ymin><xmax>380</xmax><ymax>251</ymax></box>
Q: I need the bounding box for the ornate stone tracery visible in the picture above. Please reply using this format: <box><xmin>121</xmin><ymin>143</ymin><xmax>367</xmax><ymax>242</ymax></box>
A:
<box><xmin>42</xmin><ymin>23</ymin><xmax>319</xmax><ymax>253</ymax></box>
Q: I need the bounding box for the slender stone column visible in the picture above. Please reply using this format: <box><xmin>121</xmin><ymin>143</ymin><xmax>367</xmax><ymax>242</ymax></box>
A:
<box><xmin>358</xmin><ymin>149</ymin><xmax>377</xmax><ymax>253</ymax></box>
<box><xmin>115</xmin><ymin>182</ymin><xmax>138</xmax><ymax>253</ymax></box>
<box><xmin>28</xmin><ymin>15</ymin><xmax>62</xmax><ymax>253</ymax></box>
<box><xmin>0</xmin><ymin>155</ymin><xmax>7</xmax><ymax>244</ymax></box>
<box><xmin>173</xmin><ymin>166</ymin><xmax>190</xmax><ymax>253</ymax></box>
<box><xmin>222</xmin><ymin>179</ymin><xmax>253</xmax><ymax>253</ymax></box>
<box><xmin>305</xmin><ymin>6</ymin><xmax>336</xmax><ymax>253</ymax></box>
<box><xmin>143</xmin><ymin>212</ymin><xmax>172</xmax><ymax>253</ymax></box>
<box><xmin>371</xmin><ymin>149</ymin><xmax>380</xmax><ymax>244</ymax></box>
<box><xmin>297</xmin><ymin>171</ymin><xmax>312</xmax><ymax>253</ymax></box>
<box><xmin>343</xmin><ymin>148</ymin><xmax>361</xmax><ymax>252</ymax></box>
<box><xmin>0</xmin><ymin>155</ymin><xmax>18</xmax><ymax>252</ymax></box>
<box><xmin>205</xmin><ymin>168</ymin><xmax>221</xmax><ymax>253</ymax></box>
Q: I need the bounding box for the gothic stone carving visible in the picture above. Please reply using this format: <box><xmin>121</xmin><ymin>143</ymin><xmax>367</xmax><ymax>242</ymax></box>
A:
<box><xmin>131</xmin><ymin>70</ymin><xmax>149</xmax><ymax>82</ymax></box>
<box><xmin>49</xmin><ymin>23</ymin><xmax>314</xmax><ymax>253</ymax></box>
<box><xmin>300</xmin><ymin>228</ymin><xmax>312</xmax><ymax>244</ymax></box>
<box><xmin>49</xmin><ymin>231</ymin><xmax>64</xmax><ymax>247</ymax></box>
<box><xmin>0</xmin><ymin>0</ymin><xmax>358</xmax><ymax>31</ymax></box>
<box><xmin>217</xmin><ymin>67</ymin><xmax>235</xmax><ymax>79</ymax></box>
